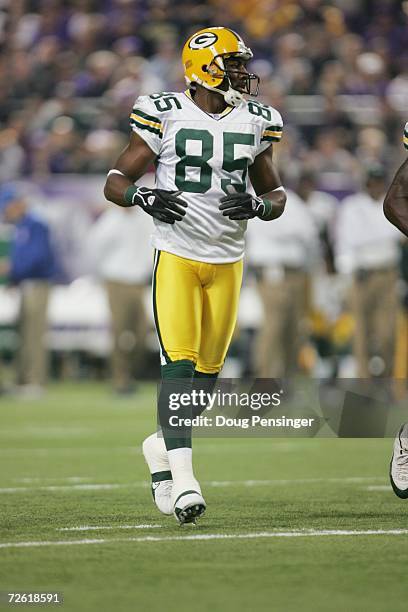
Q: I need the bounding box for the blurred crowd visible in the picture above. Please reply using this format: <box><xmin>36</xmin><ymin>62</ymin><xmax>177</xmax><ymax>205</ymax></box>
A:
<box><xmin>0</xmin><ymin>0</ymin><xmax>408</xmax><ymax>394</ymax></box>
<box><xmin>0</xmin><ymin>0</ymin><xmax>407</xmax><ymax>180</ymax></box>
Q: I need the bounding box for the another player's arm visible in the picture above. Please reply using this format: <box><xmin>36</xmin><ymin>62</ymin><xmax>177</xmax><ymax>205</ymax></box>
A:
<box><xmin>104</xmin><ymin>132</ymin><xmax>187</xmax><ymax>225</ymax></box>
<box><xmin>219</xmin><ymin>145</ymin><xmax>286</xmax><ymax>221</ymax></box>
<box><xmin>383</xmin><ymin>157</ymin><xmax>408</xmax><ymax>237</ymax></box>
<box><xmin>248</xmin><ymin>145</ymin><xmax>286</xmax><ymax>220</ymax></box>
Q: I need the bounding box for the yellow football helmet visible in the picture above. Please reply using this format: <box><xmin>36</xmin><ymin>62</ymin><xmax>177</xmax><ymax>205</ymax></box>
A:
<box><xmin>182</xmin><ymin>27</ymin><xmax>259</xmax><ymax>107</ymax></box>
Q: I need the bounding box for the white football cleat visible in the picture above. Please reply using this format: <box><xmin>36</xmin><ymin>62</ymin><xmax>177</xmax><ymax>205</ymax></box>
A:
<box><xmin>390</xmin><ymin>424</ymin><xmax>408</xmax><ymax>499</ymax></box>
<box><xmin>172</xmin><ymin>483</ymin><xmax>206</xmax><ymax>525</ymax></box>
<box><xmin>142</xmin><ymin>433</ymin><xmax>173</xmax><ymax>515</ymax></box>
<box><xmin>151</xmin><ymin>479</ymin><xmax>173</xmax><ymax>515</ymax></box>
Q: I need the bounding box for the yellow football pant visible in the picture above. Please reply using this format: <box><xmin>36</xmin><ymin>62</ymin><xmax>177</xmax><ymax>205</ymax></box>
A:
<box><xmin>153</xmin><ymin>250</ymin><xmax>243</xmax><ymax>373</ymax></box>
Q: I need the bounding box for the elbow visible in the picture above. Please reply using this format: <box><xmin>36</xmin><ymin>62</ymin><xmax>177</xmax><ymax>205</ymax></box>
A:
<box><xmin>274</xmin><ymin>190</ymin><xmax>287</xmax><ymax>219</ymax></box>
<box><xmin>279</xmin><ymin>190</ymin><xmax>287</xmax><ymax>209</ymax></box>
<box><xmin>383</xmin><ymin>193</ymin><xmax>393</xmax><ymax>222</ymax></box>
<box><xmin>103</xmin><ymin>179</ymin><xmax>111</xmax><ymax>202</ymax></box>
<box><xmin>103</xmin><ymin>175</ymin><xmax>127</xmax><ymax>206</ymax></box>
<box><xmin>383</xmin><ymin>197</ymin><xmax>392</xmax><ymax>220</ymax></box>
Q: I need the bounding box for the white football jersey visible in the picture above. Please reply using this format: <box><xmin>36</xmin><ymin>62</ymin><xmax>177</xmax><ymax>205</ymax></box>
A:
<box><xmin>130</xmin><ymin>90</ymin><xmax>283</xmax><ymax>263</ymax></box>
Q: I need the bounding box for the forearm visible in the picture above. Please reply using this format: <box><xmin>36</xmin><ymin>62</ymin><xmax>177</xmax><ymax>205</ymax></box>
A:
<box><xmin>103</xmin><ymin>171</ymin><xmax>136</xmax><ymax>207</ymax></box>
<box><xmin>249</xmin><ymin>146</ymin><xmax>286</xmax><ymax>221</ymax></box>
<box><xmin>383</xmin><ymin>158</ymin><xmax>408</xmax><ymax>237</ymax></box>
<box><xmin>103</xmin><ymin>132</ymin><xmax>157</xmax><ymax>207</ymax></box>
<box><xmin>258</xmin><ymin>186</ymin><xmax>287</xmax><ymax>221</ymax></box>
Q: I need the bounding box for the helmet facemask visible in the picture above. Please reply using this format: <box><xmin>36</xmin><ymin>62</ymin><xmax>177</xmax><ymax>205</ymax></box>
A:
<box><xmin>205</xmin><ymin>54</ymin><xmax>260</xmax><ymax>107</ymax></box>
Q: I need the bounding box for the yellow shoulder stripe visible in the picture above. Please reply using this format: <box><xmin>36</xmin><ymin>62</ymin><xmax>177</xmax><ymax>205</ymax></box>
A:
<box><xmin>263</xmin><ymin>129</ymin><xmax>282</xmax><ymax>138</ymax></box>
<box><xmin>130</xmin><ymin>113</ymin><xmax>163</xmax><ymax>131</ymax></box>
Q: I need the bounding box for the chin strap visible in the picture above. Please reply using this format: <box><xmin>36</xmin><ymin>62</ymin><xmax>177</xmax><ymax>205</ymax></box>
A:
<box><xmin>223</xmin><ymin>87</ymin><xmax>245</xmax><ymax>107</ymax></box>
<box><xmin>200</xmin><ymin>81</ymin><xmax>245</xmax><ymax>108</ymax></box>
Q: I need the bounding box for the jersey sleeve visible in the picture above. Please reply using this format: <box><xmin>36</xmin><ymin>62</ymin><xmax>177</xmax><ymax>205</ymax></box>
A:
<box><xmin>404</xmin><ymin>122</ymin><xmax>408</xmax><ymax>150</ymax></box>
<box><xmin>129</xmin><ymin>96</ymin><xmax>163</xmax><ymax>155</ymax></box>
<box><xmin>258</xmin><ymin>108</ymin><xmax>283</xmax><ymax>154</ymax></box>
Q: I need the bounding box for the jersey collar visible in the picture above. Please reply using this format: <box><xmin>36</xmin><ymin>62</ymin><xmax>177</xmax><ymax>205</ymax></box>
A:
<box><xmin>183</xmin><ymin>90</ymin><xmax>235</xmax><ymax>121</ymax></box>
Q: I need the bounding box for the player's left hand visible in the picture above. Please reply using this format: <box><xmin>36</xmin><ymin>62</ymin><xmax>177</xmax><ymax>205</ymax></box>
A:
<box><xmin>219</xmin><ymin>191</ymin><xmax>265</xmax><ymax>220</ymax></box>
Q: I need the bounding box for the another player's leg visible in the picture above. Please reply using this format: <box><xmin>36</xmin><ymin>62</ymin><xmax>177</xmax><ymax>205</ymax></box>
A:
<box><xmin>390</xmin><ymin>423</ymin><xmax>408</xmax><ymax>498</ymax></box>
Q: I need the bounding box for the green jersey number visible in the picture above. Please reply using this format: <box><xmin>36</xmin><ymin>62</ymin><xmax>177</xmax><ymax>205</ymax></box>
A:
<box><xmin>150</xmin><ymin>93</ymin><xmax>182</xmax><ymax>112</ymax></box>
<box><xmin>175</xmin><ymin>129</ymin><xmax>255</xmax><ymax>194</ymax></box>
<box><xmin>221</xmin><ymin>133</ymin><xmax>255</xmax><ymax>194</ymax></box>
<box><xmin>247</xmin><ymin>101</ymin><xmax>272</xmax><ymax>121</ymax></box>
<box><xmin>175</xmin><ymin>129</ymin><xmax>213</xmax><ymax>193</ymax></box>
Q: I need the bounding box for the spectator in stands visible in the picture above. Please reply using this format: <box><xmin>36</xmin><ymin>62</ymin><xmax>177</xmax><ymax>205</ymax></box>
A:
<box><xmin>296</xmin><ymin>170</ymin><xmax>337</xmax><ymax>234</ymax></box>
<box><xmin>247</xmin><ymin>189</ymin><xmax>319</xmax><ymax>378</ymax></box>
<box><xmin>0</xmin><ymin>185</ymin><xmax>59</xmax><ymax>396</ymax></box>
<box><xmin>87</xmin><ymin>205</ymin><xmax>153</xmax><ymax>394</ymax></box>
<box><xmin>334</xmin><ymin>166</ymin><xmax>402</xmax><ymax>377</ymax></box>
<box><xmin>295</xmin><ymin>170</ymin><xmax>338</xmax><ymax>271</ymax></box>
<box><xmin>307</xmin><ymin>129</ymin><xmax>361</xmax><ymax>190</ymax></box>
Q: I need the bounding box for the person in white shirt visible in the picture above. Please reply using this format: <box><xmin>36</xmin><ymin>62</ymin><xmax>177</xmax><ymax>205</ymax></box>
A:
<box><xmin>295</xmin><ymin>170</ymin><xmax>338</xmax><ymax>279</ymax></box>
<box><xmin>296</xmin><ymin>171</ymin><xmax>337</xmax><ymax>233</ymax></box>
<box><xmin>88</xmin><ymin>205</ymin><xmax>153</xmax><ymax>393</ymax></box>
<box><xmin>334</xmin><ymin>166</ymin><xmax>401</xmax><ymax>377</ymax></box>
<box><xmin>247</xmin><ymin>188</ymin><xmax>319</xmax><ymax>377</ymax></box>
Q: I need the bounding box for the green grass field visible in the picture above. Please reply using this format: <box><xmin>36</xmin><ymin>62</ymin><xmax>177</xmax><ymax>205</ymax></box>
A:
<box><xmin>0</xmin><ymin>383</ymin><xmax>407</xmax><ymax>612</ymax></box>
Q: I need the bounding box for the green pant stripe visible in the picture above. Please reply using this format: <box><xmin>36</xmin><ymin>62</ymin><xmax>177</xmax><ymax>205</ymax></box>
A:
<box><xmin>152</xmin><ymin>250</ymin><xmax>171</xmax><ymax>363</ymax></box>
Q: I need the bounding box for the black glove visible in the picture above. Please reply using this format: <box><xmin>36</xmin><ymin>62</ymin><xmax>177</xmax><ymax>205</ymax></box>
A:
<box><xmin>219</xmin><ymin>192</ymin><xmax>266</xmax><ymax>220</ymax></box>
<box><xmin>126</xmin><ymin>186</ymin><xmax>187</xmax><ymax>224</ymax></box>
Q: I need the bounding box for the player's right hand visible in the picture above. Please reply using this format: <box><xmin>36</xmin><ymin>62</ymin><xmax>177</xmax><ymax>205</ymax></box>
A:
<box><xmin>131</xmin><ymin>187</ymin><xmax>187</xmax><ymax>224</ymax></box>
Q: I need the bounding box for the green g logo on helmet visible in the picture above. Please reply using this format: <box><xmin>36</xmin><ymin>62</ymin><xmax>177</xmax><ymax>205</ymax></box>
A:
<box><xmin>188</xmin><ymin>32</ymin><xmax>219</xmax><ymax>50</ymax></box>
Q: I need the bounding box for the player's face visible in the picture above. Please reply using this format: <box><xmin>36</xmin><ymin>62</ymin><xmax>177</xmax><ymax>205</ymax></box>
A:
<box><xmin>224</xmin><ymin>57</ymin><xmax>249</xmax><ymax>91</ymax></box>
<box><xmin>223</xmin><ymin>56</ymin><xmax>259</xmax><ymax>96</ymax></box>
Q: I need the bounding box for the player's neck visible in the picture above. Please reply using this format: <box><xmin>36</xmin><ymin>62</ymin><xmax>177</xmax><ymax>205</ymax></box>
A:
<box><xmin>192</xmin><ymin>86</ymin><xmax>228</xmax><ymax>114</ymax></box>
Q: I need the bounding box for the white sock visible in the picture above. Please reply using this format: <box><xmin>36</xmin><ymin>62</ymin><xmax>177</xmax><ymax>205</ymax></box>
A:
<box><xmin>142</xmin><ymin>433</ymin><xmax>170</xmax><ymax>475</ymax></box>
<box><xmin>167</xmin><ymin>447</ymin><xmax>200</xmax><ymax>493</ymax></box>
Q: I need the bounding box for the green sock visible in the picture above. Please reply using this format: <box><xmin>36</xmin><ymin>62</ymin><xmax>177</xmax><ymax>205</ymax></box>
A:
<box><xmin>192</xmin><ymin>370</ymin><xmax>219</xmax><ymax>417</ymax></box>
<box><xmin>158</xmin><ymin>359</ymin><xmax>195</xmax><ymax>451</ymax></box>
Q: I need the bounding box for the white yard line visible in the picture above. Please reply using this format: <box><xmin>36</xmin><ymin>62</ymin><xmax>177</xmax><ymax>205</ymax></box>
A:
<box><xmin>57</xmin><ymin>524</ymin><xmax>162</xmax><ymax>532</ymax></box>
<box><xmin>365</xmin><ymin>485</ymin><xmax>391</xmax><ymax>491</ymax></box>
<box><xmin>1</xmin><ymin>529</ymin><xmax>408</xmax><ymax>550</ymax></box>
<box><xmin>0</xmin><ymin>484</ymin><xmax>144</xmax><ymax>493</ymax></box>
<box><xmin>207</xmin><ymin>476</ymin><xmax>386</xmax><ymax>487</ymax></box>
<box><xmin>0</xmin><ymin>447</ymin><xmax>140</xmax><ymax>456</ymax></box>
<box><xmin>15</xmin><ymin>477</ymin><xmax>91</xmax><ymax>484</ymax></box>
<box><xmin>0</xmin><ymin>476</ymin><xmax>387</xmax><ymax>494</ymax></box>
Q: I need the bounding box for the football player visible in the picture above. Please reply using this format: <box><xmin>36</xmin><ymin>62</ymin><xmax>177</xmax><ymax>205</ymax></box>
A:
<box><xmin>104</xmin><ymin>27</ymin><xmax>286</xmax><ymax>523</ymax></box>
<box><xmin>383</xmin><ymin>123</ymin><xmax>408</xmax><ymax>498</ymax></box>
